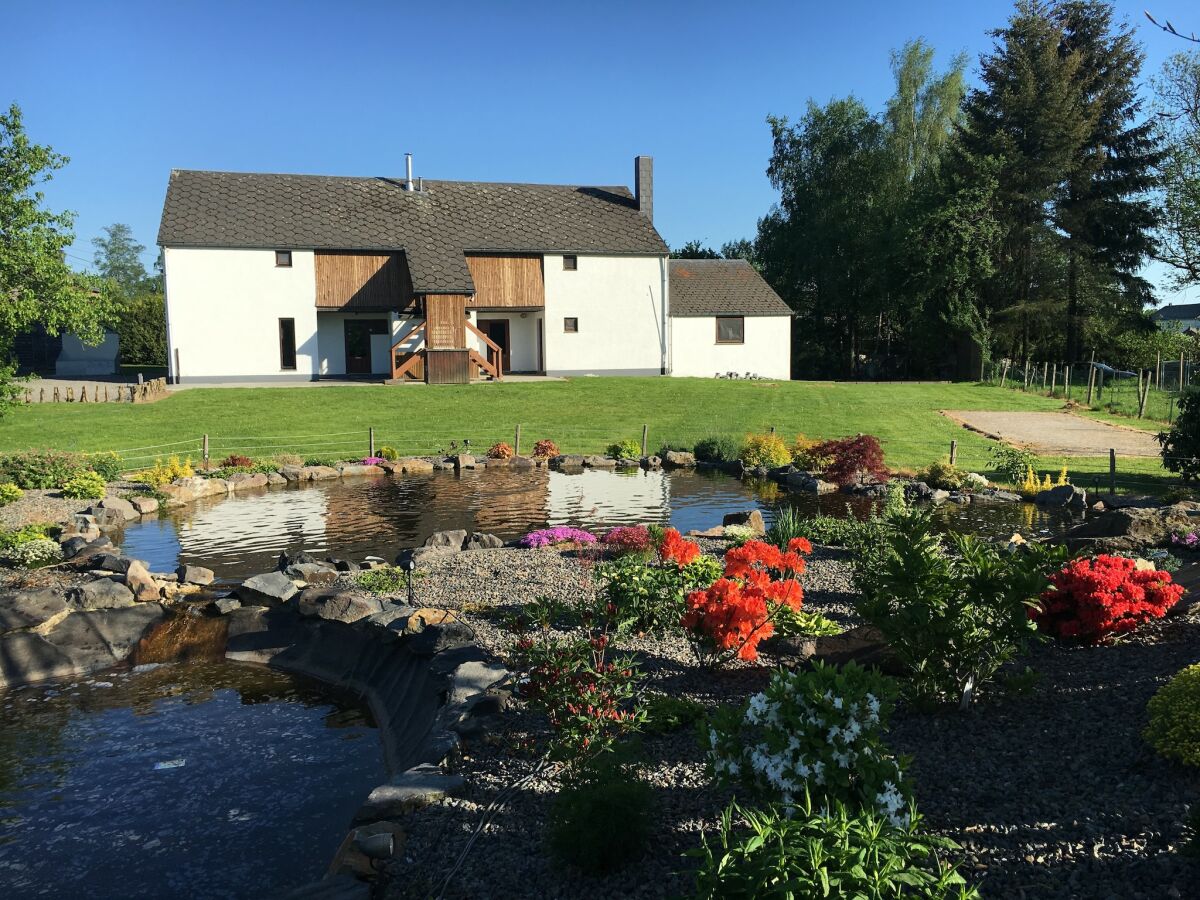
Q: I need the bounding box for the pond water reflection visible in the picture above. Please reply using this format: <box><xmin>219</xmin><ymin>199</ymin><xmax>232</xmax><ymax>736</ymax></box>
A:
<box><xmin>120</xmin><ymin>469</ymin><xmax>1081</xmax><ymax>582</ymax></box>
<box><xmin>0</xmin><ymin>662</ymin><xmax>384</xmax><ymax>899</ymax></box>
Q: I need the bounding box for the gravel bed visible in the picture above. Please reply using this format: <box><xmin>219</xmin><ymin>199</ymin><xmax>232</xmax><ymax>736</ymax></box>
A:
<box><xmin>380</xmin><ymin>543</ymin><xmax>1200</xmax><ymax>899</ymax></box>
<box><xmin>0</xmin><ymin>488</ymin><xmax>95</xmax><ymax>530</ymax></box>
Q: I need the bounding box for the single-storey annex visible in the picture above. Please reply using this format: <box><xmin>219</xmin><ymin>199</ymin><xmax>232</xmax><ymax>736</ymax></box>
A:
<box><xmin>157</xmin><ymin>156</ymin><xmax>792</xmax><ymax>384</ymax></box>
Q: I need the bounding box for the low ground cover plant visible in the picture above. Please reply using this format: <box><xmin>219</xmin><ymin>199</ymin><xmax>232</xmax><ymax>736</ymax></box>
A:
<box><xmin>355</xmin><ymin>566</ymin><xmax>409</xmax><ymax>595</ymax></box>
<box><xmin>1034</xmin><ymin>555</ymin><xmax>1183</xmax><ymax>643</ymax></box>
<box><xmin>0</xmin><ymin>523</ymin><xmax>62</xmax><ymax>568</ymax></box>
<box><xmin>376</xmin><ymin>445</ymin><xmax>398</xmax><ymax>461</ymax></box>
<box><xmin>605</xmin><ymin>438</ymin><xmax>641</xmax><ymax>460</ymax></box>
<box><xmin>1144</xmin><ymin>662</ymin><xmax>1200</xmax><ymax>768</ymax></box>
<box><xmin>682</xmin><ymin>538</ymin><xmax>810</xmax><ymax>663</ymax></box>
<box><xmin>0</xmin><ymin>482</ymin><xmax>23</xmax><ymax>506</ymax></box>
<box><xmin>519</xmin><ymin>526</ymin><xmax>597</xmax><ymax>549</ymax></box>
<box><xmin>708</xmin><ymin>662</ymin><xmax>910</xmax><ymax>820</ymax></box>
<box><xmin>61</xmin><ymin>469</ymin><xmax>106</xmax><ymax>499</ymax></box>
<box><xmin>856</xmin><ymin>508</ymin><xmax>1063</xmax><ymax>707</ymax></box>
<box><xmin>692</xmin><ymin>798</ymin><xmax>979</xmax><ymax>900</ymax></box>
<box><xmin>487</xmin><ymin>442</ymin><xmax>514</xmax><ymax>459</ymax></box>
<box><xmin>642</xmin><ymin>692</ymin><xmax>707</xmax><ymax>735</ymax></box>
<box><xmin>739</xmin><ymin>433</ymin><xmax>792</xmax><ymax>469</ymax></box>
<box><xmin>532</xmin><ymin>439</ymin><xmax>559</xmax><ymax>458</ymax></box>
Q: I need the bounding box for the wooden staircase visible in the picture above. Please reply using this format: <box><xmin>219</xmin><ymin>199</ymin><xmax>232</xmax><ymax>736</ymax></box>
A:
<box><xmin>389</xmin><ymin>306</ymin><xmax>503</xmax><ymax>384</ymax></box>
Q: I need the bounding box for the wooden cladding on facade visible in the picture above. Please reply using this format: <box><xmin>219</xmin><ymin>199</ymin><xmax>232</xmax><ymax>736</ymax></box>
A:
<box><xmin>465</xmin><ymin>254</ymin><xmax>544</xmax><ymax>309</ymax></box>
<box><xmin>425</xmin><ymin>349</ymin><xmax>471</xmax><ymax>384</ymax></box>
<box><xmin>424</xmin><ymin>294</ymin><xmax>467</xmax><ymax>349</ymax></box>
<box><xmin>315</xmin><ymin>251</ymin><xmax>413</xmax><ymax>310</ymax></box>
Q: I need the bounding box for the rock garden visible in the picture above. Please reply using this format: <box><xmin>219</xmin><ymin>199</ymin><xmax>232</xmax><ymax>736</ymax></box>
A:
<box><xmin>0</xmin><ymin>431</ymin><xmax>1199</xmax><ymax>898</ymax></box>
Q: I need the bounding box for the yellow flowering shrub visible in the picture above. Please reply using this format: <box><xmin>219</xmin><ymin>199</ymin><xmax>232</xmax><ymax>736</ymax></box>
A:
<box><xmin>130</xmin><ymin>455</ymin><xmax>195</xmax><ymax>487</ymax></box>
<box><xmin>741</xmin><ymin>433</ymin><xmax>792</xmax><ymax>469</ymax></box>
<box><xmin>792</xmin><ymin>434</ymin><xmax>833</xmax><ymax>471</ymax></box>
<box><xmin>1145</xmin><ymin>662</ymin><xmax>1200</xmax><ymax>767</ymax></box>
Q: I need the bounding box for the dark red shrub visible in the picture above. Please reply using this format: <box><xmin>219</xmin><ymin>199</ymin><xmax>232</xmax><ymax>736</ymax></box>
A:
<box><xmin>813</xmin><ymin>434</ymin><xmax>888</xmax><ymax>486</ymax></box>
<box><xmin>221</xmin><ymin>454</ymin><xmax>253</xmax><ymax>468</ymax></box>
<box><xmin>1035</xmin><ymin>555</ymin><xmax>1184</xmax><ymax>642</ymax></box>
<box><xmin>533</xmin><ymin>439</ymin><xmax>560</xmax><ymax>458</ymax></box>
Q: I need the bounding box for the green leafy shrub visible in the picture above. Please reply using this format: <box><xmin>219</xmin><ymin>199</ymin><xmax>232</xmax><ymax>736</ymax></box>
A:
<box><xmin>355</xmin><ymin>565</ymin><xmax>409</xmax><ymax>594</ymax></box>
<box><xmin>642</xmin><ymin>692</ymin><xmax>707</xmax><ymax>735</ymax></box>
<box><xmin>691</xmin><ymin>798</ymin><xmax>979</xmax><ymax>900</ymax></box>
<box><xmin>0</xmin><ymin>482</ymin><xmax>23</xmax><ymax>506</ymax></box>
<box><xmin>61</xmin><ymin>470</ymin><xmax>107</xmax><ymax>500</ymax></box>
<box><xmin>1160</xmin><ymin>387</ymin><xmax>1200</xmax><ymax>481</ymax></box>
<box><xmin>791</xmin><ymin>513</ymin><xmax>878</xmax><ymax>551</ymax></box>
<box><xmin>85</xmin><ymin>452</ymin><xmax>124</xmax><ymax>482</ymax></box>
<box><xmin>1145</xmin><ymin>662</ymin><xmax>1200</xmax><ymax>767</ymax></box>
<box><xmin>739</xmin><ymin>433</ymin><xmax>792</xmax><ymax>469</ymax></box>
<box><xmin>595</xmin><ymin>554</ymin><xmax>722</xmax><ymax>635</ymax></box>
<box><xmin>921</xmin><ymin>458</ymin><xmax>965</xmax><ymax>491</ymax></box>
<box><xmin>0</xmin><ymin>449</ymin><xmax>85</xmax><ymax>489</ymax></box>
<box><xmin>988</xmin><ymin>443</ymin><xmax>1039</xmax><ymax>485</ymax></box>
<box><xmin>695</xmin><ymin>435</ymin><xmax>741</xmax><ymax>464</ymax></box>
<box><xmin>376</xmin><ymin>446</ymin><xmax>399</xmax><ymax>461</ymax></box>
<box><xmin>772</xmin><ymin>604</ymin><xmax>843</xmax><ymax>637</ymax></box>
<box><xmin>547</xmin><ymin>752</ymin><xmax>654</xmax><ymax>874</ymax></box>
<box><xmin>0</xmin><ymin>523</ymin><xmax>59</xmax><ymax>550</ymax></box>
<box><xmin>856</xmin><ymin>508</ymin><xmax>1066</xmax><ymax>706</ymax></box>
<box><xmin>708</xmin><ymin>662</ymin><xmax>910</xmax><ymax>819</ymax></box>
<box><xmin>791</xmin><ymin>433</ymin><xmax>833</xmax><ymax>470</ymax></box>
<box><xmin>3</xmin><ymin>537</ymin><xmax>63</xmax><ymax>568</ymax></box>
<box><xmin>606</xmin><ymin>438</ymin><xmax>642</xmax><ymax>460</ymax></box>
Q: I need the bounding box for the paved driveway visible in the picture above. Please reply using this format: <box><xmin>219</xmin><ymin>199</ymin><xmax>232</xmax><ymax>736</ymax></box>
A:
<box><xmin>943</xmin><ymin>410</ymin><xmax>1161</xmax><ymax>457</ymax></box>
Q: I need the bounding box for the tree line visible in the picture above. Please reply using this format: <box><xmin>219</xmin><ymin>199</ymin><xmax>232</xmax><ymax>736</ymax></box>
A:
<box><xmin>675</xmin><ymin>1</ymin><xmax>1200</xmax><ymax>380</ymax></box>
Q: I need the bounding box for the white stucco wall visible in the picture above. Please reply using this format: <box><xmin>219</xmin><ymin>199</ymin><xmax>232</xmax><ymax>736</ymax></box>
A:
<box><xmin>467</xmin><ymin>311</ymin><xmax>542</xmax><ymax>373</ymax></box>
<box><xmin>316</xmin><ymin>312</ymin><xmax>393</xmax><ymax>375</ymax></box>
<box><xmin>163</xmin><ymin>247</ymin><xmax>318</xmax><ymax>382</ymax></box>
<box><xmin>669</xmin><ymin>315</ymin><xmax>792</xmax><ymax>380</ymax></box>
<box><xmin>542</xmin><ymin>254</ymin><xmax>667</xmax><ymax>376</ymax></box>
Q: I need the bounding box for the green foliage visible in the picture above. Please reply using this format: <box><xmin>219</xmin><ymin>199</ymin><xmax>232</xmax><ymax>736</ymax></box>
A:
<box><xmin>0</xmin><ymin>522</ymin><xmax>58</xmax><ymax>550</ymax></box>
<box><xmin>772</xmin><ymin>604</ymin><xmax>844</xmax><ymax>637</ymax></box>
<box><xmin>354</xmin><ymin>565</ymin><xmax>409</xmax><ymax>595</ymax></box>
<box><xmin>1144</xmin><ymin>662</ymin><xmax>1200</xmax><ymax>767</ymax></box>
<box><xmin>671</xmin><ymin>240</ymin><xmax>722</xmax><ymax>259</ymax></box>
<box><xmin>708</xmin><ymin>662</ymin><xmax>909</xmax><ymax>818</ymax></box>
<box><xmin>1155</xmin><ymin>50</ymin><xmax>1200</xmax><ymax>290</ymax></box>
<box><xmin>595</xmin><ymin>554</ymin><xmax>721</xmax><ymax>635</ymax></box>
<box><xmin>605</xmin><ymin>438</ymin><xmax>642</xmax><ymax>460</ymax></box>
<box><xmin>856</xmin><ymin>508</ymin><xmax>1067</xmax><ymax>706</ymax></box>
<box><xmin>60</xmin><ymin>469</ymin><xmax>106</xmax><ymax>499</ymax></box>
<box><xmin>723</xmin><ymin>523</ymin><xmax>758</xmax><ymax>546</ymax></box>
<box><xmin>765</xmin><ymin>505</ymin><xmax>806</xmax><ymax>550</ymax></box>
<box><xmin>547</xmin><ymin>751</ymin><xmax>654</xmax><ymax>874</ymax></box>
<box><xmin>0</xmin><ymin>449</ymin><xmax>86</xmax><ymax>489</ymax></box>
<box><xmin>691</xmin><ymin>798</ymin><xmax>979</xmax><ymax>900</ymax></box>
<box><xmin>642</xmin><ymin>692</ymin><xmax>707</xmax><ymax>735</ymax></box>
<box><xmin>694</xmin><ymin>435</ymin><xmax>741</xmax><ymax>464</ymax></box>
<box><xmin>85</xmin><ymin>451</ymin><xmax>123</xmax><ymax>482</ymax></box>
<box><xmin>740</xmin><ymin>433</ymin><xmax>792</xmax><ymax>469</ymax></box>
<box><xmin>92</xmin><ymin>223</ymin><xmax>150</xmax><ymax>297</ymax></box>
<box><xmin>921</xmin><ymin>458</ymin><xmax>965</xmax><ymax>491</ymax></box>
<box><xmin>376</xmin><ymin>445</ymin><xmax>399</xmax><ymax>461</ymax></box>
<box><xmin>1160</xmin><ymin>387</ymin><xmax>1200</xmax><ymax>481</ymax></box>
<box><xmin>0</xmin><ymin>482</ymin><xmax>23</xmax><ymax>506</ymax></box>
<box><xmin>114</xmin><ymin>291</ymin><xmax>167</xmax><ymax>366</ymax></box>
<box><xmin>0</xmin><ymin>104</ymin><xmax>114</xmax><ymax>415</ymax></box>
<box><xmin>0</xmin><ymin>523</ymin><xmax>62</xmax><ymax>567</ymax></box>
<box><xmin>988</xmin><ymin>443</ymin><xmax>1039</xmax><ymax>485</ymax></box>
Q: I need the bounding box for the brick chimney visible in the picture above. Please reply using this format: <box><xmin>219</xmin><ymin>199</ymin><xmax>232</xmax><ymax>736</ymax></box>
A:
<box><xmin>635</xmin><ymin>156</ymin><xmax>653</xmax><ymax>221</ymax></box>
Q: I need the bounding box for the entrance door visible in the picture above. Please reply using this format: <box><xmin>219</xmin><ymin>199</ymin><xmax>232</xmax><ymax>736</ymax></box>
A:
<box><xmin>476</xmin><ymin>319</ymin><xmax>510</xmax><ymax>374</ymax></box>
<box><xmin>344</xmin><ymin>319</ymin><xmax>387</xmax><ymax>374</ymax></box>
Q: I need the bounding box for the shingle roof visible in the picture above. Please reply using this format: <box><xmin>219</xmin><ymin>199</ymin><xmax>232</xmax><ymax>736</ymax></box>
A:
<box><xmin>158</xmin><ymin>170</ymin><xmax>668</xmax><ymax>293</ymax></box>
<box><xmin>669</xmin><ymin>259</ymin><xmax>792</xmax><ymax>317</ymax></box>
<box><xmin>1154</xmin><ymin>302</ymin><xmax>1200</xmax><ymax>321</ymax></box>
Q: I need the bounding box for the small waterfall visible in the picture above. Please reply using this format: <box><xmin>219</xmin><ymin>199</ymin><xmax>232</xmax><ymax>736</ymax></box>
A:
<box><xmin>132</xmin><ymin>612</ymin><xmax>230</xmax><ymax>665</ymax></box>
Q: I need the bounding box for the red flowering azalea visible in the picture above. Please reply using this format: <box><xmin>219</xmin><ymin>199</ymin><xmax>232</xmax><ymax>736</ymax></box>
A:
<box><xmin>659</xmin><ymin>528</ymin><xmax>701</xmax><ymax>566</ymax></box>
<box><xmin>1035</xmin><ymin>555</ymin><xmax>1184</xmax><ymax>643</ymax></box>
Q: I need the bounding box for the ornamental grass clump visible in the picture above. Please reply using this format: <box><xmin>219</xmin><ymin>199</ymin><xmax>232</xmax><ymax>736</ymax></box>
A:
<box><xmin>1035</xmin><ymin>555</ymin><xmax>1183</xmax><ymax>643</ymax></box>
<box><xmin>694</xmin><ymin>435</ymin><xmax>740</xmax><ymax>464</ymax></box>
<box><xmin>707</xmin><ymin>662</ymin><xmax>910</xmax><ymax>823</ymax></box>
<box><xmin>519</xmin><ymin>526</ymin><xmax>597</xmax><ymax>549</ymax></box>
<box><xmin>1144</xmin><ymin>662</ymin><xmax>1200</xmax><ymax>768</ymax></box>
<box><xmin>682</xmin><ymin>537</ymin><xmax>811</xmax><ymax>663</ymax></box>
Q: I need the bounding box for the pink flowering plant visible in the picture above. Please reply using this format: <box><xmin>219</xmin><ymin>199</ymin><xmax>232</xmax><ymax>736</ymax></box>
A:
<box><xmin>706</xmin><ymin>662</ymin><xmax>912</xmax><ymax>825</ymax></box>
<box><xmin>361</xmin><ymin>456</ymin><xmax>386</xmax><ymax>466</ymax></box>
<box><xmin>520</xmin><ymin>526</ymin><xmax>598</xmax><ymax>549</ymax></box>
<box><xmin>1170</xmin><ymin>529</ymin><xmax>1200</xmax><ymax>549</ymax></box>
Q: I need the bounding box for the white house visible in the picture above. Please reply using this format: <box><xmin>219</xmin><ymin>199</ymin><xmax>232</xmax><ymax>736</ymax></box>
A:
<box><xmin>157</xmin><ymin>156</ymin><xmax>791</xmax><ymax>384</ymax></box>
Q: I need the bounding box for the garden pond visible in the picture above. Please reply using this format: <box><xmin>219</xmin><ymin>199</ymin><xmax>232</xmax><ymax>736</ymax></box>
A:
<box><xmin>0</xmin><ymin>658</ymin><xmax>384</xmax><ymax>899</ymax></box>
<box><xmin>119</xmin><ymin>467</ymin><xmax>1083</xmax><ymax>582</ymax></box>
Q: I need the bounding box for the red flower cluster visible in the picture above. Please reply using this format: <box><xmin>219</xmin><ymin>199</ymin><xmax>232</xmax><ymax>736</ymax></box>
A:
<box><xmin>681</xmin><ymin>539</ymin><xmax>810</xmax><ymax>661</ymax></box>
<box><xmin>1035</xmin><ymin>555</ymin><xmax>1184</xmax><ymax>642</ymax></box>
<box><xmin>603</xmin><ymin>525</ymin><xmax>653</xmax><ymax>555</ymax></box>
<box><xmin>659</xmin><ymin>527</ymin><xmax>701</xmax><ymax>566</ymax></box>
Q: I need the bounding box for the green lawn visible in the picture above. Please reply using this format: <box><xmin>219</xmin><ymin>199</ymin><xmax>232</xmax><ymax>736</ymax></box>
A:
<box><xmin>0</xmin><ymin>378</ymin><xmax>1175</xmax><ymax>490</ymax></box>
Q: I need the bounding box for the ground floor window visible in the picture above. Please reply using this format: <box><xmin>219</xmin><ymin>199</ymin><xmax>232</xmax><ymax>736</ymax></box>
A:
<box><xmin>279</xmin><ymin>318</ymin><xmax>297</xmax><ymax>370</ymax></box>
<box><xmin>716</xmin><ymin>316</ymin><xmax>744</xmax><ymax>344</ymax></box>
<box><xmin>564</xmin><ymin>317</ymin><xmax>578</xmax><ymax>333</ymax></box>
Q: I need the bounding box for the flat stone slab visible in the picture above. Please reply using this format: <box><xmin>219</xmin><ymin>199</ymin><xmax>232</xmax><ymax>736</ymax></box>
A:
<box><xmin>449</xmin><ymin>660</ymin><xmax>508</xmax><ymax>704</ymax></box>
<box><xmin>0</xmin><ymin>589</ymin><xmax>69</xmax><ymax>634</ymax></box>
<box><xmin>0</xmin><ymin>632</ymin><xmax>77</xmax><ymax>687</ymax></box>
<box><xmin>69</xmin><ymin>578</ymin><xmax>136</xmax><ymax>610</ymax></box>
<box><xmin>354</xmin><ymin>766</ymin><xmax>465</xmax><ymax>822</ymax></box>
<box><xmin>238</xmin><ymin>571</ymin><xmax>299</xmax><ymax>605</ymax></box>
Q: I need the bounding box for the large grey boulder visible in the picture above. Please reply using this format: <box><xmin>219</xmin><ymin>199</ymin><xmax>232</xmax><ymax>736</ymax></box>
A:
<box><xmin>237</xmin><ymin>571</ymin><xmax>299</xmax><ymax>605</ymax></box>
<box><xmin>44</xmin><ymin>603</ymin><xmax>167</xmax><ymax>676</ymax></box>
<box><xmin>296</xmin><ymin>586</ymin><xmax>384</xmax><ymax>624</ymax></box>
<box><xmin>1035</xmin><ymin>484</ymin><xmax>1088</xmax><ymax>511</ymax></box>
<box><xmin>353</xmin><ymin>765</ymin><xmax>465</xmax><ymax>822</ymax></box>
<box><xmin>1060</xmin><ymin>502</ymin><xmax>1200</xmax><ymax>552</ymax></box>
<box><xmin>0</xmin><ymin>589</ymin><xmax>69</xmax><ymax>634</ymax></box>
<box><xmin>448</xmin><ymin>660</ymin><xmax>509</xmax><ymax>704</ymax></box>
<box><xmin>279</xmin><ymin>465</ymin><xmax>304</xmax><ymax>483</ymax></box>
<box><xmin>93</xmin><ymin>496</ymin><xmax>138</xmax><ymax>522</ymax></box>
<box><xmin>176</xmin><ymin>564</ymin><xmax>216</xmax><ymax>586</ymax></box>
<box><xmin>453</xmin><ymin>454</ymin><xmax>476</xmax><ymax>471</ymax></box>
<box><xmin>663</xmin><ymin>450</ymin><xmax>697</xmax><ymax>468</ymax></box>
<box><xmin>582</xmin><ymin>455</ymin><xmax>617</xmax><ymax>469</ymax></box>
<box><xmin>339</xmin><ymin>464</ymin><xmax>385</xmax><ymax>477</ymax></box>
<box><xmin>129</xmin><ymin>495</ymin><xmax>159</xmax><ymax>515</ymax></box>
<box><xmin>549</xmin><ymin>454</ymin><xmax>586</xmax><ymax>470</ymax></box>
<box><xmin>225</xmin><ymin>472</ymin><xmax>269</xmax><ymax>491</ymax></box>
<box><xmin>424</xmin><ymin>529</ymin><xmax>469</xmax><ymax>550</ymax></box>
<box><xmin>0</xmin><ymin>633</ymin><xmax>77</xmax><ymax>687</ymax></box>
<box><xmin>284</xmin><ymin>561</ymin><xmax>338</xmax><ymax>585</ymax></box>
<box><xmin>786</xmin><ymin>472</ymin><xmax>838</xmax><ymax>494</ymax></box>
<box><xmin>464</xmin><ymin>532</ymin><xmax>503</xmax><ymax>550</ymax></box>
<box><xmin>398</xmin><ymin>458</ymin><xmax>435</xmax><ymax>475</ymax></box>
<box><xmin>641</xmin><ymin>455</ymin><xmax>663</xmax><ymax>470</ymax></box>
<box><xmin>300</xmin><ymin>465</ymin><xmax>340</xmax><ymax>481</ymax></box>
<box><xmin>69</xmin><ymin>578</ymin><xmax>136</xmax><ymax>610</ymax></box>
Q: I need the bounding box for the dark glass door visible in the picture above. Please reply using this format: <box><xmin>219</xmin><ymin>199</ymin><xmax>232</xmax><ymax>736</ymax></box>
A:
<box><xmin>477</xmin><ymin>319</ymin><xmax>510</xmax><ymax>374</ymax></box>
<box><xmin>344</xmin><ymin>320</ymin><xmax>387</xmax><ymax>374</ymax></box>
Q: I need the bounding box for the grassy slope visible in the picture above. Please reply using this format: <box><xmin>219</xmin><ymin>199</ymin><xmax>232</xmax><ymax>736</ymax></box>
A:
<box><xmin>0</xmin><ymin>378</ymin><xmax>1172</xmax><ymax>489</ymax></box>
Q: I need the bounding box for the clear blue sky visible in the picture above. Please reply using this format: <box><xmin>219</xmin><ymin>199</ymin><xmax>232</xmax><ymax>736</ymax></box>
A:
<box><xmin>5</xmin><ymin>0</ymin><xmax>1198</xmax><ymax>303</ymax></box>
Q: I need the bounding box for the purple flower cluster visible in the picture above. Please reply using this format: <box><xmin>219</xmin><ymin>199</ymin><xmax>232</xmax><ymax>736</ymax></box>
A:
<box><xmin>519</xmin><ymin>526</ymin><xmax>598</xmax><ymax>548</ymax></box>
<box><xmin>361</xmin><ymin>457</ymin><xmax>386</xmax><ymax>466</ymax></box>
<box><xmin>1171</xmin><ymin>531</ymin><xmax>1199</xmax><ymax>548</ymax></box>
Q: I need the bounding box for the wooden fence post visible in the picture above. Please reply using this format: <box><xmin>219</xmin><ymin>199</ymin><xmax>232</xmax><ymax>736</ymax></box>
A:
<box><xmin>1138</xmin><ymin>370</ymin><xmax>1150</xmax><ymax>418</ymax></box>
<box><xmin>949</xmin><ymin>440</ymin><xmax>958</xmax><ymax>466</ymax></box>
<box><xmin>1181</xmin><ymin>352</ymin><xmax>1187</xmax><ymax>392</ymax></box>
<box><xmin>1050</xmin><ymin>363</ymin><xmax>1057</xmax><ymax>397</ymax></box>
<box><xmin>514</xmin><ymin>424</ymin><xmax>522</xmax><ymax>456</ymax></box>
<box><xmin>641</xmin><ymin>424</ymin><xmax>649</xmax><ymax>457</ymax></box>
<box><xmin>1155</xmin><ymin>351</ymin><xmax>1161</xmax><ymax>390</ymax></box>
<box><xmin>202</xmin><ymin>434</ymin><xmax>210</xmax><ymax>466</ymax></box>
<box><xmin>1109</xmin><ymin>448</ymin><xmax>1117</xmax><ymax>495</ymax></box>
<box><xmin>369</xmin><ymin>427</ymin><xmax>375</xmax><ymax>457</ymax></box>
<box><xmin>1086</xmin><ymin>355</ymin><xmax>1096</xmax><ymax>405</ymax></box>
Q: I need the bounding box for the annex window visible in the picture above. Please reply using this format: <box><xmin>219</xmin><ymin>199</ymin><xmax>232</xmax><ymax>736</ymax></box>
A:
<box><xmin>563</xmin><ymin>317</ymin><xmax>579</xmax><ymax>333</ymax></box>
<box><xmin>275</xmin><ymin>250</ymin><xmax>293</xmax><ymax>267</ymax></box>
<box><xmin>562</xmin><ymin>255</ymin><xmax>578</xmax><ymax>271</ymax></box>
<box><xmin>279</xmin><ymin>318</ymin><xmax>297</xmax><ymax>370</ymax></box>
<box><xmin>716</xmin><ymin>316</ymin><xmax>744</xmax><ymax>344</ymax></box>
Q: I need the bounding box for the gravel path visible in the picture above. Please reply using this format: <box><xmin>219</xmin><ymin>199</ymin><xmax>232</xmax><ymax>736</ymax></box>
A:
<box><xmin>944</xmin><ymin>409</ymin><xmax>1161</xmax><ymax>457</ymax></box>
<box><xmin>0</xmin><ymin>488</ymin><xmax>97</xmax><ymax>530</ymax></box>
<box><xmin>379</xmin><ymin>543</ymin><xmax>1199</xmax><ymax>899</ymax></box>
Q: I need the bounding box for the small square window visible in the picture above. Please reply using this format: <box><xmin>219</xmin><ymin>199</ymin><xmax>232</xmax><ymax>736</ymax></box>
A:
<box><xmin>275</xmin><ymin>250</ymin><xmax>292</xmax><ymax>267</ymax></box>
<box><xmin>716</xmin><ymin>316</ymin><xmax>744</xmax><ymax>344</ymax></box>
<box><xmin>562</xmin><ymin>255</ymin><xmax>578</xmax><ymax>271</ymax></box>
<box><xmin>563</xmin><ymin>317</ymin><xmax>579</xmax><ymax>333</ymax></box>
